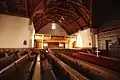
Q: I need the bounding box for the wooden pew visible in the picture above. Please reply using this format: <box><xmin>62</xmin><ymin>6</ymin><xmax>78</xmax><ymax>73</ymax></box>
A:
<box><xmin>48</xmin><ymin>48</ymin><xmax>120</xmax><ymax>73</ymax></box>
<box><xmin>0</xmin><ymin>57</ymin><xmax>9</xmax><ymax>70</ymax></box>
<box><xmin>47</xmin><ymin>53</ymin><xmax>74</xmax><ymax>80</ymax></box>
<box><xmin>0</xmin><ymin>49</ymin><xmax>22</xmax><ymax>71</ymax></box>
<box><xmin>0</xmin><ymin>54</ymin><xmax>29</xmax><ymax>80</ymax></box>
<box><xmin>15</xmin><ymin>50</ymin><xmax>37</xmax><ymax>80</ymax></box>
<box><xmin>7</xmin><ymin>54</ymin><xmax>17</xmax><ymax>64</ymax></box>
<box><xmin>47</xmin><ymin>52</ymin><xmax>89</xmax><ymax>80</ymax></box>
<box><xmin>0</xmin><ymin>49</ymin><xmax>38</xmax><ymax>80</ymax></box>
<box><xmin>57</xmin><ymin>52</ymin><xmax>120</xmax><ymax>80</ymax></box>
<box><xmin>0</xmin><ymin>62</ymin><xmax>17</xmax><ymax>80</ymax></box>
<box><xmin>0</xmin><ymin>48</ymin><xmax>6</xmax><ymax>58</ymax></box>
<box><xmin>51</xmin><ymin>48</ymin><xmax>109</xmax><ymax>56</ymax></box>
<box><xmin>71</xmin><ymin>52</ymin><xmax>120</xmax><ymax>72</ymax></box>
<box><xmin>0</xmin><ymin>53</ymin><xmax>18</xmax><ymax>70</ymax></box>
<box><xmin>0</xmin><ymin>52</ymin><xmax>5</xmax><ymax>58</ymax></box>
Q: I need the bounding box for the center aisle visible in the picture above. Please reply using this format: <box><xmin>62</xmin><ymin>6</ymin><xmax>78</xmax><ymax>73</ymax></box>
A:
<box><xmin>41</xmin><ymin>53</ymin><xmax>57</xmax><ymax>80</ymax></box>
<box><xmin>33</xmin><ymin>54</ymin><xmax>41</xmax><ymax>80</ymax></box>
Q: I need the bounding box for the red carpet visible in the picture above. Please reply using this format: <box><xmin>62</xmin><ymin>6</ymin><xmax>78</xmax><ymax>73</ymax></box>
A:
<box><xmin>70</xmin><ymin>53</ymin><xmax>120</xmax><ymax>72</ymax></box>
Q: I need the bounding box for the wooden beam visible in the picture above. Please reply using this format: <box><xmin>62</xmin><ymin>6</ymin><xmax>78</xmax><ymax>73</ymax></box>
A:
<box><xmin>68</xmin><ymin>0</ymin><xmax>90</xmax><ymax>14</ymax></box>
<box><xmin>56</xmin><ymin>21</ymin><xmax>70</xmax><ymax>34</ymax></box>
<box><xmin>45</xmin><ymin>7</ymin><xmax>79</xmax><ymax>17</ymax></box>
<box><xmin>68</xmin><ymin>0</ymin><xmax>90</xmax><ymax>21</ymax></box>
<box><xmin>34</xmin><ymin>14</ymin><xmax>45</xmax><ymax>26</ymax></box>
<box><xmin>25</xmin><ymin>0</ymin><xmax>28</xmax><ymax>16</ymax></box>
<box><xmin>36</xmin><ymin>20</ymin><xmax>49</xmax><ymax>32</ymax></box>
<box><xmin>33</xmin><ymin>0</ymin><xmax>43</xmax><ymax>11</ymax></box>
<box><xmin>63</xmin><ymin>19</ymin><xmax>76</xmax><ymax>34</ymax></box>
<box><xmin>35</xmin><ymin>17</ymin><xmax>47</xmax><ymax>28</ymax></box>
<box><xmin>89</xmin><ymin>0</ymin><xmax>92</xmax><ymax>28</ymax></box>
<box><xmin>57</xmin><ymin>21</ymin><xmax>71</xmax><ymax>34</ymax></box>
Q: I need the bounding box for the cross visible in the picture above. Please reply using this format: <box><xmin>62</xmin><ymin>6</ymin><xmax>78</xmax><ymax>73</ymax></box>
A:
<box><xmin>95</xmin><ymin>49</ymin><xmax>100</xmax><ymax>57</ymax></box>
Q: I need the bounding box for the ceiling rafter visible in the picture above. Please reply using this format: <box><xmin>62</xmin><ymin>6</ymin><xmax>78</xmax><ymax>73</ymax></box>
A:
<box><xmin>46</xmin><ymin>7</ymin><xmax>90</xmax><ymax>27</ymax></box>
<box><xmin>45</xmin><ymin>13</ymin><xmax>80</xmax><ymax>30</ymax></box>
<box><xmin>34</xmin><ymin>14</ymin><xmax>45</xmax><ymax>26</ymax></box>
<box><xmin>68</xmin><ymin>0</ymin><xmax>91</xmax><ymax>21</ymax></box>
<box><xmin>45</xmin><ymin>7</ymin><xmax>79</xmax><ymax>18</ymax></box>
<box><xmin>58</xmin><ymin>21</ymin><xmax>74</xmax><ymax>34</ymax></box>
<box><xmin>69</xmin><ymin>0</ymin><xmax>90</xmax><ymax>14</ymax></box>
<box><xmin>34</xmin><ymin>11</ymin><xmax>89</xmax><ymax>33</ymax></box>
<box><xmin>63</xmin><ymin>19</ymin><xmax>77</xmax><ymax>33</ymax></box>
<box><xmin>33</xmin><ymin>0</ymin><xmax>91</xmax><ymax>34</ymax></box>
<box><xmin>36</xmin><ymin>21</ymin><xmax>49</xmax><ymax>32</ymax></box>
<box><xmin>56</xmin><ymin>21</ymin><xmax>71</xmax><ymax>34</ymax></box>
<box><xmin>35</xmin><ymin>14</ymin><xmax>60</xmax><ymax>31</ymax></box>
<box><xmin>25</xmin><ymin>0</ymin><xmax>28</xmax><ymax>16</ymax></box>
<box><xmin>34</xmin><ymin>13</ymin><xmax>60</xmax><ymax>27</ymax></box>
<box><xmin>35</xmin><ymin>15</ymin><xmax>47</xmax><ymax>27</ymax></box>
<box><xmin>0</xmin><ymin>0</ymin><xmax>90</xmax><ymax>34</ymax></box>
<box><xmin>67</xmin><ymin>1</ymin><xmax>76</xmax><ymax>12</ymax></box>
<box><xmin>35</xmin><ymin>12</ymin><xmax>78</xmax><ymax>34</ymax></box>
<box><xmin>33</xmin><ymin>0</ymin><xmax>43</xmax><ymax>11</ymax></box>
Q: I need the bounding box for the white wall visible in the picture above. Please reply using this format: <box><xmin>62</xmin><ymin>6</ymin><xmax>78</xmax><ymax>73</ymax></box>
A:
<box><xmin>0</xmin><ymin>14</ymin><xmax>35</xmax><ymax>48</ymax></box>
<box><xmin>38</xmin><ymin>23</ymin><xmax>68</xmax><ymax>36</ymax></box>
<box><xmin>29</xmin><ymin>22</ymin><xmax>35</xmax><ymax>48</ymax></box>
<box><xmin>76</xmin><ymin>28</ymin><xmax>93</xmax><ymax>48</ymax></box>
<box><xmin>98</xmin><ymin>20</ymin><xmax>120</xmax><ymax>50</ymax></box>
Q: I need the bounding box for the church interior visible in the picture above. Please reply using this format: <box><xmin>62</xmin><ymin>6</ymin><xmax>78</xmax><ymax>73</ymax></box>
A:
<box><xmin>0</xmin><ymin>0</ymin><xmax>120</xmax><ymax>80</ymax></box>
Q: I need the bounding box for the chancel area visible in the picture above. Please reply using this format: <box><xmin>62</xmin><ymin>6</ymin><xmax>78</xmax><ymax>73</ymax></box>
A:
<box><xmin>0</xmin><ymin>0</ymin><xmax>120</xmax><ymax>80</ymax></box>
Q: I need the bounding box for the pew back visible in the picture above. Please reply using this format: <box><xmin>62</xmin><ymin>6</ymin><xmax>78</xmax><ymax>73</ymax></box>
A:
<box><xmin>57</xmin><ymin>52</ymin><xmax>120</xmax><ymax>80</ymax></box>
<box><xmin>47</xmin><ymin>52</ymin><xmax>89</xmax><ymax>80</ymax></box>
<box><xmin>0</xmin><ymin>48</ymin><xmax>38</xmax><ymax>80</ymax></box>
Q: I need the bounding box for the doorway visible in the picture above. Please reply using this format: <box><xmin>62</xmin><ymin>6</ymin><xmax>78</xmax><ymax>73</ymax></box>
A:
<box><xmin>105</xmin><ymin>40</ymin><xmax>112</xmax><ymax>51</ymax></box>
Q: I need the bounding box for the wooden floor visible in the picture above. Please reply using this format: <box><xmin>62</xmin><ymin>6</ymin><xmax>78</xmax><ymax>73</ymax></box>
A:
<box><xmin>33</xmin><ymin>55</ymin><xmax>41</xmax><ymax>80</ymax></box>
<box><xmin>41</xmin><ymin>57</ymin><xmax>56</xmax><ymax>80</ymax></box>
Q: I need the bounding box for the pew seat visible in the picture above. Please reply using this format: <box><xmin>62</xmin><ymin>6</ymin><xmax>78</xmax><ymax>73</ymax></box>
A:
<box><xmin>58</xmin><ymin>52</ymin><xmax>120</xmax><ymax>80</ymax></box>
<box><xmin>7</xmin><ymin>54</ymin><xmax>17</xmax><ymax>64</ymax></box>
<box><xmin>0</xmin><ymin>52</ymin><xmax>5</xmax><ymax>58</ymax></box>
<box><xmin>17</xmin><ymin>60</ymin><xmax>34</xmax><ymax>80</ymax></box>
<box><xmin>0</xmin><ymin>57</ymin><xmax>9</xmax><ymax>70</ymax></box>
<box><xmin>0</xmin><ymin>53</ymin><xmax>36</xmax><ymax>80</ymax></box>
<box><xmin>0</xmin><ymin>54</ymin><xmax>18</xmax><ymax>71</ymax></box>
<box><xmin>47</xmin><ymin>52</ymin><xmax>89</xmax><ymax>80</ymax></box>
<box><xmin>0</xmin><ymin>63</ymin><xmax>17</xmax><ymax>80</ymax></box>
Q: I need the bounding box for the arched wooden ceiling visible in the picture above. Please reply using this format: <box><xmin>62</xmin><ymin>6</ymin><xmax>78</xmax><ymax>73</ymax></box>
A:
<box><xmin>32</xmin><ymin>0</ymin><xmax>91</xmax><ymax>34</ymax></box>
<box><xmin>0</xmin><ymin>0</ymin><xmax>91</xmax><ymax>34</ymax></box>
